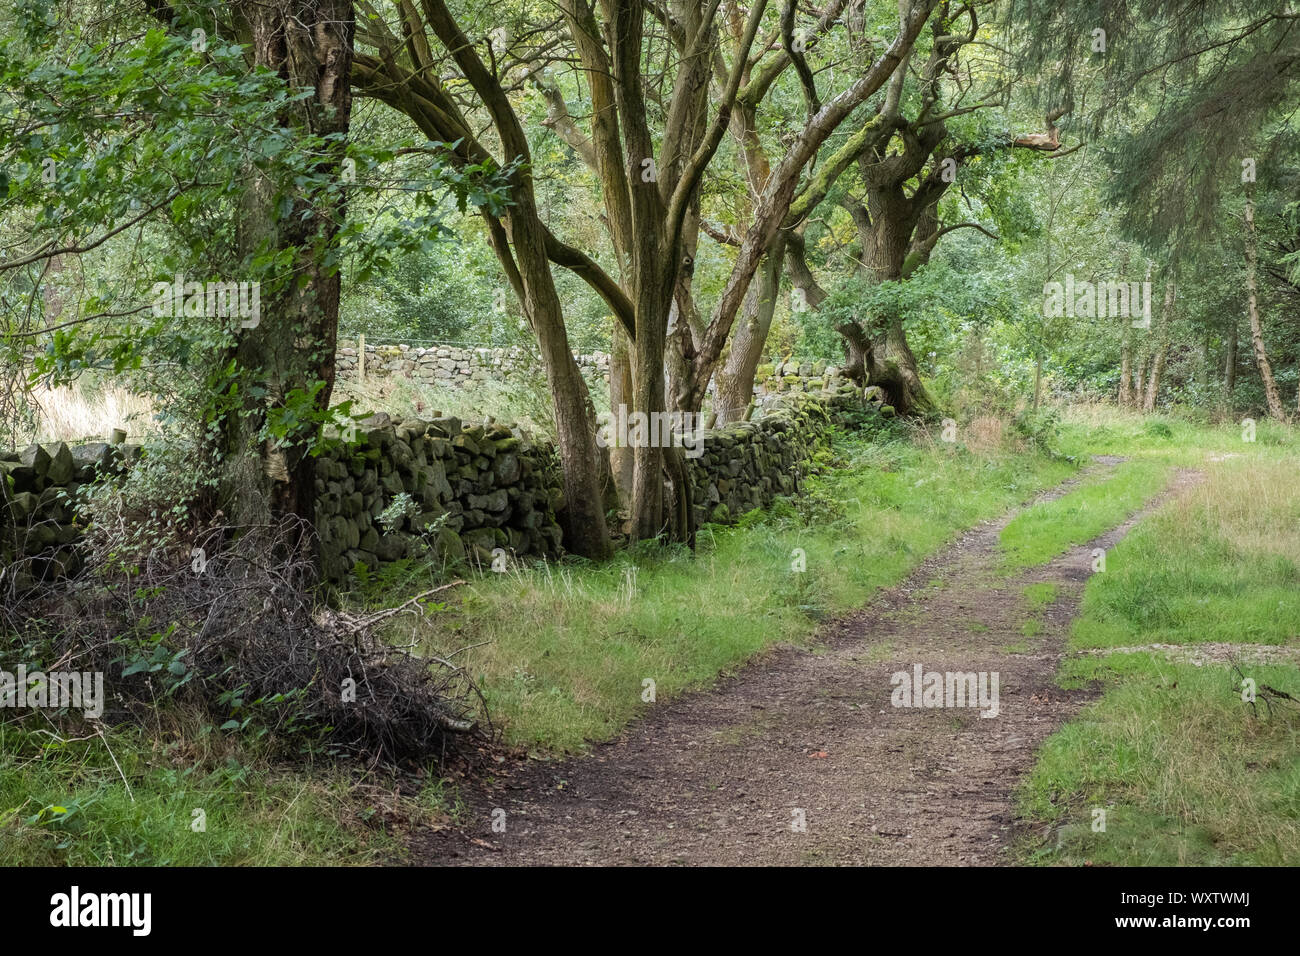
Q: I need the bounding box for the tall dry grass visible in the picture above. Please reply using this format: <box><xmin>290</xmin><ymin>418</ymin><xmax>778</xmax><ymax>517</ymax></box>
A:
<box><xmin>25</xmin><ymin>383</ymin><xmax>155</xmax><ymax>445</ymax></box>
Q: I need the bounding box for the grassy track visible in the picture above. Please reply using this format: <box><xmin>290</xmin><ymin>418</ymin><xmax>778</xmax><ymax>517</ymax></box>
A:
<box><xmin>998</xmin><ymin>459</ymin><xmax>1171</xmax><ymax>570</ymax></box>
<box><xmin>1019</xmin><ymin>417</ymin><xmax>1300</xmax><ymax>865</ymax></box>
<box><xmin>397</xmin><ymin>433</ymin><xmax>1075</xmax><ymax>752</ymax></box>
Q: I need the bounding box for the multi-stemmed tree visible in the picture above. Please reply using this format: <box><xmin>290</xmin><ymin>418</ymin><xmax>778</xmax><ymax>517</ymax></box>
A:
<box><xmin>351</xmin><ymin>0</ymin><xmax>939</xmax><ymax>543</ymax></box>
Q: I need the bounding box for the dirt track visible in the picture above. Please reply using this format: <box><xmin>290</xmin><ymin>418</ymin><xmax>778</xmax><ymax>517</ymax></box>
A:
<box><xmin>409</xmin><ymin>460</ymin><xmax>1200</xmax><ymax>866</ymax></box>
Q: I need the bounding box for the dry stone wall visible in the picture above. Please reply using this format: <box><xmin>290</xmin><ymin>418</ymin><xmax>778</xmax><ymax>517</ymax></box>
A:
<box><xmin>336</xmin><ymin>343</ymin><xmax>609</xmax><ymax>390</ymax></box>
<box><xmin>0</xmin><ymin>440</ymin><xmax>137</xmax><ymax>590</ymax></box>
<box><xmin>312</xmin><ymin>414</ymin><xmax>564</xmax><ymax>586</ymax></box>
<box><xmin>2</xmin><ymin>378</ymin><xmax>887</xmax><ymax>591</ymax></box>
<box><xmin>335</xmin><ymin>341</ymin><xmax>841</xmax><ymax>400</ymax></box>
<box><xmin>687</xmin><ymin>382</ymin><xmax>882</xmax><ymax>527</ymax></box>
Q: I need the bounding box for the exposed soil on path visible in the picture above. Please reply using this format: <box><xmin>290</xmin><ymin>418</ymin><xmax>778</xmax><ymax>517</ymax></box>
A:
<box><xmin>407</xmin><ymin>460</ymin><xmax>1202</xmax><ymax>866</ymax></box>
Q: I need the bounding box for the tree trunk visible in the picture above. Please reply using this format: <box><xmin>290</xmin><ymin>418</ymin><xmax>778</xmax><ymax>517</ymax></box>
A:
<box><xmin>414</xmin><ymin>0</ymin><xmax>614</xmax><ymax>559</ymax></box>
<box><xmin>1224</xmin><ymin>314</ymin><xmax>1237</xmax><ymax>395</ymax></box>
<box><xmin>628</xmin><ymin>255</ymin><xmax>679</xmax><ymax>542</ymax></box>
<box><xmin>1244</xmin><ymin>189</ymin><xmax>1286</xmax><ymax>420</ymax></box>
<box><xmin>714</xmin><ymin>236</ymin><xmax>786</xmax><ymax>424</ymax></box>
<box><xmin>879</xmin><ymin>312</ymin><xmax>936</xmax><ymax>415</ymax></box>
<box><xmin>608</xmin><ymin>323</ymin><xmax>635</xmax><ymax>516</ymax></box>
<box><xmin>828</xmin><ymin>192</ymin><xmax>938</xmax><ymax>416</ymax></box>
<box><xmin>629</xmin><ymin>255</ymin><xmax>700</xmax><ymax>546</ymax></box>
<box><xmin>665</xmin><ymin>202</ymin><xmax>705</xmax><ymax>415</ymax></box>
<box><xmin>683</xmin><ymin>0</ymin><xmax>939</xmax><ymax>412</ymax></box>
<box><xmin>1143</xmin><ymin>341</ymin><xmax>1167</xmax><ymax>412</ymax></box>
<box><xmin>854</xmin><ymin>176</ymin><xmax>939</xmax><ymax>417</ymax></box>
<box><xmin>1200</xmin><ymin>328</ymin><xmax>1211</xmax><ymax>391</ymax></box>
<box><xmin>834</xmin><ymin>320</ymin><xmax>872</xmax><ymax>385</ymax></box>
<box><xmin>483</xmin><ymin>207</ymin><xmax>613</xmax><ymax>560</ymax></box>
<box><xmin>220</xmin><ymin>0</ymin><xmax>353</xmax><ymax>531</ymax></box>
<box><xmin>1143</xmin><ymin>277</ymin><xmax>1174</xmax><ymax>413</ymax></box>
<box><xmin>785</xmin><ymin>228</ymin><xmax>827</xmax><ymax>310</ymax></box>
<box><xmin>541</xmin><ymin>316</ymin><xmax>614</xmax><ymax>558</ymax></box>
<box><xmin>821</xmin><ymin>206</ymin><xmax>932</xmax><ymax>416</ymax></box>
<box><xmin>1119</xmin><ymin>322</ymin><xmax>1133</xmax><ymax>407</ymax></box>
<box><xmin>710</xmin><ymin>90</ymin><xmax>776</xmax><ymax>426</ymax></box>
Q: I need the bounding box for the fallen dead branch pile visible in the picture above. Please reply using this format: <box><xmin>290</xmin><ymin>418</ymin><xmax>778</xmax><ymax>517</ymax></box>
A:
<box><xmin>1</xmin><ymin>516</ymin><xmax>483</xmax><ymax>764</ymax></box>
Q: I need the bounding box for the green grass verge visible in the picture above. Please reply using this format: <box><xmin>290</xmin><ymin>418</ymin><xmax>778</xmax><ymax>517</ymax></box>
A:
<box><xmin>1020</xmin><ymin>654</ymin><xmax>1300</xmax><ymax>865</ymax></box>
<box><xmin>1056</xmin><ymin>406</ymin><xmax>1299</xmax><ymax>460</ymax></box>
<box><xmin>0</xmin><ymin>716</ymin><xmax>400</xmax><ymax>866</ymax></box>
